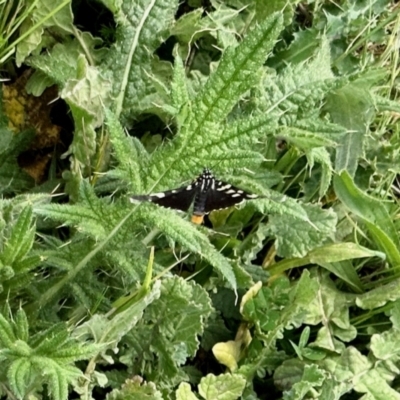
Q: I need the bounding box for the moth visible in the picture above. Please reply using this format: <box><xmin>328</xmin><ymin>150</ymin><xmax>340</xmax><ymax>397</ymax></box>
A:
<box><xmin>130</xmin><ymin>168</ymin><xmax>258</xmax><ymax>224</ymax></box>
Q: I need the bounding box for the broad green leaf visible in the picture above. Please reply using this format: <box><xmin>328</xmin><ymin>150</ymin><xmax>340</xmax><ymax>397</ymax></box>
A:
<box><xmin>16</xmin><ymin>0</ymin><xmax>73</xmax><ymax>66</ymax></box>
<box><xmin>370</xmin><ymin>329</ymin><xmax>400</xmax><ymax>361</ymax></box>
<box><xmin>326</xmin><ymin>82</ymin><xmax>375</xmax><ymax>176</ymax></box>
<box><xmin>334</xmin><ymin>171</ymin><xmax>400</xmax><ymax>267</ymax></box>
<box><xmin>121</xmin><ymin>277</ymin><xmax>213</xmax><ymax>383</ymax></box>
<box><xmin>354</xmin><ymin>369</ymin><xmax>400</xmax><ymax>400</ymax></box>
<box><xmin>176</xmin><ymin>382</ymin><xmax>199</xmax><ymax>400</ymax></box>
<box><xmin>282</xmin><ymin>364</ymin><xmax>326</xmax><ymax>400</ymax></box>
<box><xmin>62</xmin><ymin>55</ymin><xmax>111</xmax><ymax>169</ymax></box>
<box><xmin>269</xmin><ymin>243</ymin><xmax>379</xmax><ymax>291</ymax></box>
<box><xmin>356</xmin><ymin>279</ymin><xmax>400</xmax><ymax>310</ymax></box>
<box><xmin>257</xmin><ymin>37</ymin><xmax>334</xmax><ymax>119</ymax></box>
<box><xmin>27</xmin><ymin>33</ymin><xmax>106</xmax><ymax>91</ymax></box>
<box><xmin>102</xmin><ymin>0</ymin><xmax>179</xmax><ymax>123</ymax></box>
<box><xmin>278</xmin><ymin>124</ymin><xmax>338</xmax><ymax>150</ymax></box>
<box><xmin>268</xmin><ymin>204</ymin><xmax>337</xmax><ymax>258</ymax></box>
<box><xmin>240</xmin><ymin>271</ymin><xmax>319</xmax><ymax>380</ymax></box>
<box><xmin>304</xmin><ymin>270</ymin><xmax>356</xmax><ymax>351</ymax></box>
<box><xmin>198</xmin><ymin>373</ymin><xmax>246</xmax><ymax>400</ymax></box>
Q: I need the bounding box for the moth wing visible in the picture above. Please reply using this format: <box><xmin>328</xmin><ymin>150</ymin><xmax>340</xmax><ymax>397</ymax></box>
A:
<box><xmin>130</xmin><ymin>185</ymin><xmax>196</xmax><ymax>212</ymax></box>
<box><xmin>204</xmin><ymin>180</ymin><xmax>257</xmax><ymax>213</ymax></box>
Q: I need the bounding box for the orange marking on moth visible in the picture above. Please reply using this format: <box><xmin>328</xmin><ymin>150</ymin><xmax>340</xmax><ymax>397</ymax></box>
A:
<box><xmin>191</xmin><ymin>214</ymin><xmax>204</xmax><ymax>225</ymax></box>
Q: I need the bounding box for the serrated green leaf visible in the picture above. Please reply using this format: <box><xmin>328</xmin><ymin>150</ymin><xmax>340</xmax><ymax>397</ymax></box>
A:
<box><xmin>257</xmin><ymin>37</ymin><xmax>334</xmax><ymax>120</ymax></box>
<box><xmin>34</xmin><ymin>202</ymin><xmax>106</xmax><ymax>238</ymax></box>
<box><xmin>122</xmin><ymin>277</ymin><xmax>213</xmax><ymax>384</ymax></box>
<box><xmin>105</xmin><ymin>108</ymin><xmax>148</xmax><ymax>192</ymax></box>
<box><xmin>0</xmin><ymin>313</ymin><xmax>17</xmax><ymax>348</ymax></box>
<box><xmin>1</xmin><ymin>207</ymin><xmax>34</xmax><ymax>266</ymax></box>
<box><xmin>7</xmin><ymin>358</ymin><xmax>32</xmax><ymax>399</ymax></box>
<box><xmin>269</xmin><ymin>203</ymin><xmax>337</xmax><ymax>258</ymax></box>
<box><xmin>356</xmin><ymin>279</ymin><xmax>400</xmax><ymax>310</ymax></box>
<box><xmin>62</xmin><ymin>55</ymin><xmax>111</xmax><ymax>168</ymax></box>
<box><xmin>102</xmin><ymin>0</ymin><xmax>179</xmax><ymax>123</ymax></box>
<box><xmin>282</xmin><ymin>364</ymin><xmax>326</xmax><ymax>400</ymax></box>
<box><xmin>138</xmin><ymin>204</ymin><xmax>236</xmax><ymax>290</ymax></box>
<box><xmin>306</xmin><ymin>147</ymin><xmax>332</xmax><ymax>198</ymax></box>
<box><xmin>27</xmin><ymin>33</ymin><xmax>106</xmax><ymax>89</ymax></box>
<box><xmin>144</xmin><ymin>15</ymin><xmax>284</xmax><ymax>189</ymax></box>
<box><xmin>171</xmin><ymin>53</ymin><xmax>189</xmax><ymax>113</ymax></box>
<box><xmin>15</xmin><ymin>0</ymin><xmax>73</xmax><ymax>66</ymax></box>
<box><xmin>198</xmin><ymin>373</ymin><xmax>246</xmax><ymax>400</ymax></box>
<box><xmin>106</xmin><ymin>377</ymin><xmax>164</xmax><ymax>400</ymax></box>
<box><xmin>14</xmin><ymin>309</ymin><xmax>29</xmax><ymax>342</ymax></box>
<box><xmin>34</xmin><ymin>323</ymin><xmax>69</xmax><ymax>355</ymax></box>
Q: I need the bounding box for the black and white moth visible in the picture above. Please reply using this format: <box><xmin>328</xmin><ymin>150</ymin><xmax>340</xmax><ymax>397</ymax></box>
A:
<box><xmin>130</xmin><ymin>168</ymin><xmax>258</xmax><ymax>224</ymax></box>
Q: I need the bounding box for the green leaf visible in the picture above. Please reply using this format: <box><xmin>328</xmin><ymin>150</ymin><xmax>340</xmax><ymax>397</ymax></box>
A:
<box><xmin>14</xmin><ymin>309</ymin><xmax>29</xmax><ymax>342</ymax></box>
<box><xmin>176</xmin><ymin>382</ymin><xmax>199</xmax><ymax>400</ymax></box>
<box><xmin>0</xmin><ymin>129</ymin><xmax>34</xmax><ymax>195</ymax></box>
<box><xmin>144</xmin><ymin>14</ymin><xmax>284</xmax><ymax>189</ymax></box>
<box><xmin>356</xmin><ymin>279</ymin><xmax>400</xmax><ymax>310</ymax></box>
<box><xmin>105</xmin><ymin>108</ymin><xmax>148</xmax><ymax>192</ymax></box>
<box><xmin>370</xmin><ymin>328</ymin><xmax>400</xmax><ymax>361</ymax></box>
<box><xmin>1</xmin><ymin>206</ymin><xmax>35</xmax><ymax>266</ymax></box>
<box><xmin>16</xmin><ymin>0</ymin><xmax>73</xmax><ymax>66</ymax></box>
<box><xmin>268</xmin><ymin>204</ymin><xmax>338</xmax><ymax>258</ymax></box>
<box><xmin>334</xmin><ymin>171</ymin><xmax>400</xmax><ymax>267</ymax></box>
<box><xmin>305</xmin><ymin>147</ymin><xmax>333</xmax><ymax>198</ymax></box>
<box><xmin>102</xmin><ymin>0</ymin><xmax>179</xmax><ymax>122</ymax></box>
<box><xmin>282</xmin><ymin>364</ymin><xmax>326</xmax><ymax>400</ymax></box>
<box><xmin>106</xmin><ymin>377</ymin><xmax>164</xmax><ymax>400</ymax></box>
<box><xmin>73</xmin><ymin>280</ymin><xmax>161</xmax><ymax>354</ymax></box>
<box><xmin>0</xmin><ymin>313</ymin><xmax>17</xmax><ymax>348</ymax></box>
<box><xmin>326</xmin><ymin>83</ymin><xmax>375</xmax><ymax>176</ymax></box>
<box><xmin>62</xmin><ymin>55</ymin><xmax>111</xmax><ymax>168</ymax></box>
<box><xmin>257</xmin><ymin>37</ymin><xmax>334</xmax><ymax>120</ymax></box>
<box><xmin>27</xmin><ymin>34</ymin><xmax>106</xmax><ymax>89</ymax></box>
<box><xmin>122</xmin><ymin>277</ymin><xmax>213</xmax><ymax>384</ymax></box>
<box><xmin>198</xmin><ymin>373</ymin><xmax>246</xmax><ymax>400</ymax></box>
<box><xmin>303</xmin><ymin>271</ymin><xmax>357</xmax><ymax>352</ymax></box>
<box><xmin>138</xmin><ymin>204</ymin><xmax>237</xmax><ymax>290</ymax></box>
<box><xmin>7</xmin><ymin>358</ymin><xmax>33</xmax><ymax>399</ymax></box>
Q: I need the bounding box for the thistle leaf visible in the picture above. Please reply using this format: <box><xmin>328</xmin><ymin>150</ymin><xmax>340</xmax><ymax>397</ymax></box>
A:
<box><xmin>138</xmin><ymin>204</ymin><xmax>237</xmax><ymax>290</ymax></box>
<box><xmin>102</xmin><ymin>0</ymin><xmax>179</xmax><ymax>123</ymax></box>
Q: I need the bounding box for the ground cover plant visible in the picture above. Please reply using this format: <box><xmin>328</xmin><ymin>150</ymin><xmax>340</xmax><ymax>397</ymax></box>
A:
<box><xmin>1</xmin><ymin>0</ymin><xmax>400</xmax><ymax>399</ymax></box>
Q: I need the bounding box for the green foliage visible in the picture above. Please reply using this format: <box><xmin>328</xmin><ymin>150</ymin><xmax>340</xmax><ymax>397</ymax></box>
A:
<box><xmin>0</xmin><ymin>309</ymin><xmax>98</xmax><ymax>400</ymax></box>
<box><xmin>1</xmin><ymin>0</ymin><xmax>400</xmax><ymax>398</ymax></box>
